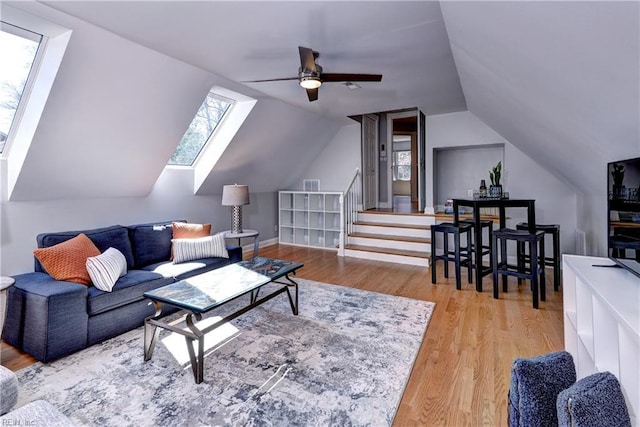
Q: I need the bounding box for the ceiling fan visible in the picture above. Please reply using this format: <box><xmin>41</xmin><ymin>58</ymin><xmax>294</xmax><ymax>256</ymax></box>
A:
<box><xmin>243</xmin><ymin>46</ymin><xmax>383</xmax><ymax>102</ymax></box>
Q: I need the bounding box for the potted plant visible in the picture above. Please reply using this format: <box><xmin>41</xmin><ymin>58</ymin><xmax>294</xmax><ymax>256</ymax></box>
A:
<box><xmin>489</xmin><ymin>161</ymin><xmax>502</xmax><ymax>197</ymax></box>
<box><xmin>612</xmin><ymin>163</ymin><xmax>625</xmax><ymax>199</ymax></box>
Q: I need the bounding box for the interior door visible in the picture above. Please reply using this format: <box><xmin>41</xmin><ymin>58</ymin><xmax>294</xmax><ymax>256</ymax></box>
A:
<box><xmin>362</xmin><ymin>114</ymin><xmax>378</xmax><ymax>210</ymax></box>
<box><xmin>417</xmin><ymin>110</ymin><xmax>426</xmax><ymax>212</ymax></box>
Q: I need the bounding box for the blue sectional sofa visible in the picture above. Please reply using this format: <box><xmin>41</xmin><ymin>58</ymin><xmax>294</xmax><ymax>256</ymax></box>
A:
<box><xmin>2</xmin><ymin>220</ymin><xmax>242</xmax><ymax>362</ymax></box>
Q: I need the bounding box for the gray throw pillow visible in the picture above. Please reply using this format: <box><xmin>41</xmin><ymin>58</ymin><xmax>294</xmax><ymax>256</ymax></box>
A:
<box><xmin>557</xmin><ymin>371</ymin><xmax>631</xmax><ymax>427</ymax></box>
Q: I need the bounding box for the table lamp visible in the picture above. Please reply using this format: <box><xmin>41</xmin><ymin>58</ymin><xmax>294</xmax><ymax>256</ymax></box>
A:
<box><xmin>222</xmin><ymin>184</ymin><xmax>250</xmax><ymax>233</ymax></box>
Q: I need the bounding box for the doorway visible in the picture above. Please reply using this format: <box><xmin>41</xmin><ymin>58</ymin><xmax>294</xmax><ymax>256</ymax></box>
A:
<box><xmin>389</xmin><ymin>113</ymin><xmax>419</xmax><ymax>212</ymax></box>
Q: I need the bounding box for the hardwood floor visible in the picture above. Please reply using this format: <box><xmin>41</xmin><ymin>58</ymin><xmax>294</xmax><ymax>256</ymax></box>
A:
<box><xmin>1</xmin><ymin>243</ymin><xmax>564</xmax><ymax>426</ymax></box>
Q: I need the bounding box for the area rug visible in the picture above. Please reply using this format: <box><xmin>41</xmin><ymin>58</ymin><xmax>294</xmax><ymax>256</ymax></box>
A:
<box><xmin>14</xmin><ymin>279</ymin><xmax>434</xmax><ymax>426</ymax></box>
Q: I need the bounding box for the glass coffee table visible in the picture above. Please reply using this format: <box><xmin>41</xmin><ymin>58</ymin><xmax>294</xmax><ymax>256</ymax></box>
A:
<box><xmin>143</xmin><ymin>257</ymin><xmax>303</xmax><ymax>383</ymax></box>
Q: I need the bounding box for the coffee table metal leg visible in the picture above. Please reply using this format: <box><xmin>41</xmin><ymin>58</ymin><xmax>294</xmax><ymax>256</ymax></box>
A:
<box><xmin>186</xmin><ymin>312</ymin><xmax>205</xmax><ymax>384</ymax></box>
<box><xmin>144</xmin><ymin>302</ymin><xmax>163</xmax><ymax>361</ymax></box>
<box><xmin>250</xmin><ymin>289</ymin><xmax>260</xmax><ymax>304</ymax></box>
<box><xmin>144</xmin><ymin>322</ymin><xmax>160</xmax><ymax>361</ymax></box>
<box><xmin>284</xmin><ymin>274</ymin><xmax>299</xmax><ymax>315</ymax></box>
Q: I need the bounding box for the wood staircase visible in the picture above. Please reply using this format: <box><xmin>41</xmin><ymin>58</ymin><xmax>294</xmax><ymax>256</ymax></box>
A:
<box><xmin>343</xmin><ymin>211</ymin><xmax>436</xmax><ymax>267</ymax></box>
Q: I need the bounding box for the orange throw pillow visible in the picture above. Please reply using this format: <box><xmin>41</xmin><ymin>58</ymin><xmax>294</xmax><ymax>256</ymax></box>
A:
<box><xmin>33</xmin><ymin>233</ymin><xmax>101</xmax><ymax>285</ymax></box>
<box><xmin>171</xmin><ymin>222</ymin><xmax>212</xmax><ymax>260</ymax></box>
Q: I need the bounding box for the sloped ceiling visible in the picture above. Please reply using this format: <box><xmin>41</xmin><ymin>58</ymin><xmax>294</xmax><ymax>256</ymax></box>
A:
<box><xmin>440</xmin><ymin>1</ymin><xmax>640</xmax><ymax>194</ymax></box>
<box><xmin>42</xmin><ymin>1</ymin><xmax>466</xmax><ymax>119</ymax></box>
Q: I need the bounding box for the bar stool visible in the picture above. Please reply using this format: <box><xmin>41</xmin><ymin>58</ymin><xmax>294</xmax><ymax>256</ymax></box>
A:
<box><xmin>516</xmin><ymin>223</ymin><xmax>560</xmax><ymax>291</ymax></box>
<box><xmin>492</xmin><ymin>228</ymin><xmax>546</xmax><ymax>309</ymax></box>
<box><xmin>460</xmin><ymin>218</ymin><xmax>493</xmax><ymax>261</ymax></box>
<box><xmin>430</xmin><ymin>222</ymin><xmax>473</xmax><ymax>290</ymax></box>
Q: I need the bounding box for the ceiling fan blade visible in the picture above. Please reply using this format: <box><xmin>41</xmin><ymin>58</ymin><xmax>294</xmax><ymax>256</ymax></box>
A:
<box><xmin>242</xmin><ymin>77</ymin><xmax>299</xmax><ymax>83</ymax></box>
<box><xmin>306</xmin><ymin>88</ymin><xmax>319</xmax><ymax>102</ymax></box>
<box><xmin>299</xmin><ymin>46</ymin><xmax>317</xmax><ymax>72</ymax></box>
<box><xmin>321</xmin><ymin>73</ymin><xmax>383</xmax><ymax>83</ymax></box>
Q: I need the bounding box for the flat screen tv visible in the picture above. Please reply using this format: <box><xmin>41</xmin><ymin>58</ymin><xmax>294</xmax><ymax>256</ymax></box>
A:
<box><xmin>607</xmin><ymin>156</ymin><xmax>640</xmax><ymax>278</ymax></box>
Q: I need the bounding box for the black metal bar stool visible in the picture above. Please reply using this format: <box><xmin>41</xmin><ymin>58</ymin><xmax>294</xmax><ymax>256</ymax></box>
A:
<box><xmin>516</xmin><ymin>223</ymin><xmax>560</xmax><ymax>291</ymax></box>
<box><xmin>492</xmin><ymin>228</ymin><xmax>546</xmax><ymax>309</ymax></box>
<box><xmin>430</xmin><ymin>222</ymin><xmax>473</xmax><ymax>290</ymax></box>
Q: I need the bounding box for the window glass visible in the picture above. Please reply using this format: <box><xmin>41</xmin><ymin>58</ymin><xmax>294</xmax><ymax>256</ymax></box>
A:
<box><xmin>0</xmin><ymin>22</ymin><xmax>42</xmax><ymax>153</ymax></box>
<box><xmin>393</xmin><ymin>150</ymin><xmax>411</xmax><ymax>181</ymax></box>
<box><xmin>168</xmin><ymin>93</ymin><xmax>233</xmax><ymax>166</ymax></box>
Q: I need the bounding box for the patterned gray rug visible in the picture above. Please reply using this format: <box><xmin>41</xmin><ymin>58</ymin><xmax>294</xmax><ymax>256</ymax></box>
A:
<box><xmin>15</xmin><ymin>279</ymin><xmax>434</xmax><ymax>426</ymax></box>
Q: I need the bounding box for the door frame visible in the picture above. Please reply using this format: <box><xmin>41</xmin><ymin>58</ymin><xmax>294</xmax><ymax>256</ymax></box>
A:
<box><xmin>361</xmin><ymin>114</ymin><xmax>378</xmax><ymax>210</ymax></box>
<box><xmin>386</xmin><ymin>110</ymin><xmax>419</xmax><ymax>210</ymax></box>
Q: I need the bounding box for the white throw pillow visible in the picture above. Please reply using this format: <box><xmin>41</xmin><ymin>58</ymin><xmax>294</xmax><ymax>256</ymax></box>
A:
<box><xmin>86</xmin><ymin>247</ymin><xmax>127</xmax><ymax>292</ymax></box>
<box><xmin>172</xmin><ymin>233</ymin><xmax>229</xmax><ymax>263</ymax></box>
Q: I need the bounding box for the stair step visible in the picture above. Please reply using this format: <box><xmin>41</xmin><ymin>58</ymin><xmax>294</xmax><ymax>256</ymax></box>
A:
<box><xmin>344</xmin><ymin>244</ymin><xmax>430</xmax><ymax>259</ymax></box>
<box><xmin>353</xmin><ymin>221</ymin><xmax>431</xmax><ymax>230</ymax></box>
<box><xmin>359</xmin><ymin>210</ymin><xmax>427</xmax><ymax>217</ymax></box>
<box><xmin>349</xmin><ymin>232</ymin><xmax>430</xmax><ymax>244</ymax></box>
<box><xmin>356</xmin><ymin>211</ymin><xmax>435</xmax><ymax>226</ymax></box>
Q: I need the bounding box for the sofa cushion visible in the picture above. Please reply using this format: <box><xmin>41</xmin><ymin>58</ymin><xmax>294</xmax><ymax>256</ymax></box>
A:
<box><xmin>36</xmin><ymin>225</ymin><xmax>135</xmax><ymax>271</ymax></box>
<box><xmin>145</xmin><ymin>256</ymin><xmax>235</xmax><ymax>280</ymax></box>
<box><xmin>86</xmin><ymin>270</ymin><xmax>172</xmax><ymax>315</ymax></box>
<box><xmin>86</xmin><ymin>247</ymin><xmax>128</xmax><ymax>292</ymax></box>
<box><xmin>128</xmin><ymin>220</ymin><xmax>184</xmax><ymax>268</ymax></box>
<box><xmin>33</xmin><ymin>234</ymin><xmax>101</xmax><ymax>285</ymax></box>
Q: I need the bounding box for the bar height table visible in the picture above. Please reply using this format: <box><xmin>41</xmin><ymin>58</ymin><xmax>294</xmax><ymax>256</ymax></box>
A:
<box><xmin>452</xmin><ymin>198</ymin><xmax>536</xmax><ymax>292</ymax></box>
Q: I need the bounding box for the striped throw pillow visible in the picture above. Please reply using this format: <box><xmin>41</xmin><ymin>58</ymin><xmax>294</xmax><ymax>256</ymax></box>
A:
<box><xmin>86</xmin><ymin>247</ymin><xmax>127</xmax><ymax>292</ymax></box>
<box><xmin>172</xmin><ymin>233</ymin><xmax>229</xmax><ymax>263</ymax></box>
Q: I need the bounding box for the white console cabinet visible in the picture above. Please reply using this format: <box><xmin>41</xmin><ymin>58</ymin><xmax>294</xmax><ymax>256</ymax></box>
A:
<box><xmin>563</xmin><ymin>255</ymin><xmax>640</xmax><ymax>424</ymax></box>
<box><xmin>278</xmin><ymin>191</ymin><xmax>343</xmax><ymax>250</ymax></box>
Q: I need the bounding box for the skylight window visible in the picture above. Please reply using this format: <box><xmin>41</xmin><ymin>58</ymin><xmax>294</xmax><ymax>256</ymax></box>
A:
<box><xmin>168</xmin><ymin>93</ymin><xmax>233</xmax><ymax>166</ymax></box>
<box><xmin>0</xmin><ymin>22</ymin><xmax>42</xmax><ymax>153</ymax></box>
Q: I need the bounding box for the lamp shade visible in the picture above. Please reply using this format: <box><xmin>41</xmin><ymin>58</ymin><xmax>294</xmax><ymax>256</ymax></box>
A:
<box><xmin>222</xmin><ymin>185</ymin><xmax>250</xmax><ymax>206</ymax></box>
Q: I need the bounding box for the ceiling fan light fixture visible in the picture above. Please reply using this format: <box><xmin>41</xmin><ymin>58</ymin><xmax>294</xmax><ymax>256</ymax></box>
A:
<box><xmin>300</xmin><ymin>76</ymin><xmax>322</xmax><ymax>90</ymax></box>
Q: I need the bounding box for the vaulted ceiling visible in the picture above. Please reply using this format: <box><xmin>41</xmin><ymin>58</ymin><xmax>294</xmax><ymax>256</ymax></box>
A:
<box><xmin>43</xmin><ymin>1</ymin><xmax>467</xmax><ymax>120</ymax></box>
<box><xmin>4</xmin><ymin>1</ymin><xmax>639</xmax><ymax>201</ymax></box>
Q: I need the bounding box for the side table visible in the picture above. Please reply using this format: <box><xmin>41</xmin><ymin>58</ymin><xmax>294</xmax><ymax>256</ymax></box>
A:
<box><xmin>0</xmin><ymin>276</ymin><xmax>15</xmax><ymax>336</ymax></box>
<box><xmin>224</xmin><ymin>229</ymin><xmax>260</xmax><ymax>258</ymax></box>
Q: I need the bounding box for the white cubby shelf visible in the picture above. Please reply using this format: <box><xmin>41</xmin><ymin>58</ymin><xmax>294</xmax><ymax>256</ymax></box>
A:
<box><xmin>278</xmin><ymin>191</ymin><xmax>343</xmax><ymax>251</ymax></box>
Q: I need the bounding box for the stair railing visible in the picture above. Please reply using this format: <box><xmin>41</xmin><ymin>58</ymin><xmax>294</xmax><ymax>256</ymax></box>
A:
<box><xmin>339</xmin><ymin>168</ymin><xmax>361</xmax><ymax>256</ymax></box>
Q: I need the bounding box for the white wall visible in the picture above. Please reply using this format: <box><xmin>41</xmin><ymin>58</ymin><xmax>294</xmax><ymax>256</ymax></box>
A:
<box><xmin>287</xmin><ymin>123</ymin><xmax>361</xmax><ymax>192</ymax></box>
<box><xmin>434</xmin><ymin>144</ymin><xmax>504</xmax><ymax>207</ymax></box>
<box><xmin>578</xmin><ymin>192</ymin><xmax>608</xmax><ymax>257</ymax></box>
<box><xmin>0</xmin><ymin>167</ymin><xmax>277</xmax><ymax>276</ymax></box>
<box><xmin>427</xmin><ymin>111</ymin><xmax>578</xmax><ymax>255</ymax></box>
<box><xmin>296</xmin><ymin>111</ymin><xmax>580</xmax><ymax>258</ymax></box>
